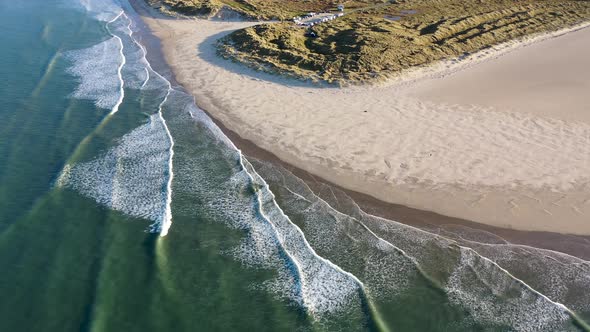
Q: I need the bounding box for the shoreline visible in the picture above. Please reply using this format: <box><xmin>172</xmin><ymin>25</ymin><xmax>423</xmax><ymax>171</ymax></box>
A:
<box><xmin>128</xmin><ymin>0</ymin><xmax>590</xmax><ymax>259</ymax></box>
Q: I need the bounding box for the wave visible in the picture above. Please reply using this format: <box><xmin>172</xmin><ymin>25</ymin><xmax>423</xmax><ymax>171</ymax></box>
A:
<box><xmin>134</xmin><ymin>101</ymin><xmax>382</xmax><ymax>327</ymax></box>
<box><xmin>65</xmin><ymin>37</ymin><xmax>122</xmax><ymax>110</ymax></box>
<box><xmin>150</xmin><ymin>72</ymin><xmax>174</xmax><ymax>236</ymax></box>
<box><xmin>56</xmin><ymin>1</ymin><xmax>590</xmax><ymax>329</ymax></box>
<box><xmin>64</xmin><ymin>6</ymin><xmax>151</xmax><ymax>113</ymax></box>
<box><xmin>122</xmin><ymin>11</ymin><xmax>175</xmax><ymax>235</ymax></box>
<box><xmin>57</xmin><ymin>113</ymin><xmax>171</xmax><ymax>222</ymax></box>
<box><xmin>59</xmin><ymin>10</ymin><xmax>174</xmax><ymax>236</ymax></box>
<box><xmin>253</xmin><ymin>160</ymin><xmax>589</xmax><ymax>330</ymax></box>
<box><xmin>67</xmin><ymin>0</ymin><xmax>123</xmax><ymax>22</ymax></box>
<box><xmin>106</xmin><ymin>12</ymin><xmax>125</xmax><ymax>115</ymax></box>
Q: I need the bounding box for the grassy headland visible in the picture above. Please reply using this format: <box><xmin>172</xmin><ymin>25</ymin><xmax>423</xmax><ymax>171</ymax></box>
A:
<box><xmin>152</xmin><ymin>0</ymin><xmax>590</xmax><ymax>84</ymax></box>
<box><xmin>148</xmin><ymin>0</ymin><xmax>383</xmax><ymax>19</ymax></box>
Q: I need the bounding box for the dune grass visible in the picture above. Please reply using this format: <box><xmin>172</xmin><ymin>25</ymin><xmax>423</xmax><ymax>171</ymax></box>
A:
<box><xmin>155</xmin><ymin>0</ymin><xmax>389</xmax><ymax>19</ymax></box>
<box><xmin>154</xmin><ymin>0</ymin><xmax>590</xmax><ymax>84</ymax></box>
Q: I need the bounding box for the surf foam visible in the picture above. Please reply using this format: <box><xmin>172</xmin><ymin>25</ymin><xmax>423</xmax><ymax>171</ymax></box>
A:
<box><xmin>253</xmin><ymin>159</ymin><xmax>587</xmax><ymax>330</ymax></box>
<box><xmin>65</xmin><ymin>37</ymin><xmax>122</xmax><ymax>110</ymax></box>
<box><xmin>57</xmin><ymin>113</ymin><xmax>171</xmax><ymax>224</ymax></box>
<box><xmin>191</xmin><ymin>120</ymin><xmax>363</xmax><ymax>316</ymax></box>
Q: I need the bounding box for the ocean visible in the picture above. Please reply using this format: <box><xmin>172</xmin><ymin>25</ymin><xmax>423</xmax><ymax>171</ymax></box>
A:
<box><xmin>0</xmin><ymin>0</ymin><xmax>589</xmax><ymax>331</ymax></box>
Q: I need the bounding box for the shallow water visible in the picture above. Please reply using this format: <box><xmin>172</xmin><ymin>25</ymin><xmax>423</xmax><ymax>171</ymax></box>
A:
<box><xmin>0</xmin><ymin>0</ymin><xmax>589</xmax><ymax>331</ymax></box>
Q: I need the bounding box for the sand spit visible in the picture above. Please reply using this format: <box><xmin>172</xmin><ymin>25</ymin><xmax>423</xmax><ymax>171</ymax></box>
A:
<box><xmin>134</xmin><ymin>5</ymin><xmax>590</xmax><ymax>235</ymax></box>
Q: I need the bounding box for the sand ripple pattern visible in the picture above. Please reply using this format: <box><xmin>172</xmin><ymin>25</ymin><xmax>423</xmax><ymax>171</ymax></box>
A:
<box><xmin>363</xmin><ymin>98</ymin><xmax>590</xmax><ymax>189</ymax></box>
<box><xmin>237</xmin><ymin>93</ymin><xmax>590</xmax><ymax>191</ymax></box>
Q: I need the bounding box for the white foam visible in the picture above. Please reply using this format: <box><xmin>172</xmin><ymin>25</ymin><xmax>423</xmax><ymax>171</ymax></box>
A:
<box><xmin>464</xmin><ymin>242</ymin><xmax>590</xmax><ymax>316</ymax></box>
<box><xmin>78</xmin><ymin>0</ymin><xmax>122</xmax><ymax>21</ymax></box>
<box><xmin>446</xmin><ymin>248</ymin><xmax>573</xmax><ymax>331</ymax></box>
<box><xmin>65</xmin><ymin>37</ymin><xmax>122</xmax><ymax>110</ymax></box>
<box><xmin>123</xmin><ymin>14</ymin><xmax>176</xmax><ymax>236</ymax></box>
<box><xmin>119</xmin><ymin>13</ymin><xmax>151</xmax><ymax>90</ymax></box>
<box><xmin>66</xmin><ymin>9</ymin><xmax>154</xmax><ymax>113</ymax></box>
<box><xmin>253</xmin><ymin>160</ymin><xmax>588</xmax><ymax>330</ymax></box>
<box><xmin>216</xmin><ymin>156</ymin><xmax>362</xmax><ymax>316</ymax></box>
<box><xmin>178</xmin><ymin>105</ymin><xmax>374</xmax><ymax>319</ymax></box>
<box><xmin>106</xmin><ymin>12</ymin><xmax>126</xmax><ymax>115</ymax></box>
<box><xmin>61</xmin><ymin>8</ymin><xmax>176</xmax><ymax>236</ymax></box>
<box><xmin>361</xmin><ymin>210</ymin><xmax>586</xmax><ymax>330</ymax></box>
<box><xmin>57</xmin><ymin>114</ymin><xmax>171</xmax><ymax>224</ymax></box>
<box><xmin>152</xmin><ymin>86</ymin><xmax>174</xmax><ymax>236</ymax></box>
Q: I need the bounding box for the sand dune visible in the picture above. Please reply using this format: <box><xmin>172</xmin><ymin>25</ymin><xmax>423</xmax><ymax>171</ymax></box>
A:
<box><xmin>138</xmin><ymin>10</ymin><xmax>590</xmax><ymax>235</ymax></box>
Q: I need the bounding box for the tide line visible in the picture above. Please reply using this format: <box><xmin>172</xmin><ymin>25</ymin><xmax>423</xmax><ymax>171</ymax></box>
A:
<box><xmin>288</xmin><ymin>176</ymin><xmax>445</xmax><ymax>289</ymax></box>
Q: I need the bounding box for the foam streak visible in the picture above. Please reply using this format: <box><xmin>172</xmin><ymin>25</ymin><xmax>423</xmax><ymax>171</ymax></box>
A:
<box><xmin>187</xmin><ymin>107</ymin><xmax>388</xmax><ymax>326</ymax></box>
<box><xmin>361</xmin><ymin>209</ymin><xmax>590</xmax><ymax>329</ymax></box>
<box><xmin>153</xmin><ymin>86</ymin><xmax>174</xmax><ymax>237</ymax></box>
<box><xmin>105</xmin><ymin>11</ymin><xmax>125</xmax><ymax>115</ymax></box>
<box><xmin>112</xmin><ymin>11</ymin><xmax>176</xmax><ymax>236</ymax></box>
<box><xmin>130</xmin><ymin>12</ymin><xmax>176</xmax><ymax>236</ymax></box>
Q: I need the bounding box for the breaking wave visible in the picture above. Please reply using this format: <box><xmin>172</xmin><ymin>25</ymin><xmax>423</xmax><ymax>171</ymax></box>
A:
<box><xmin>252</xmin><ymin>160</ymin><xmax>589</xmax><ymax>330</ymax></box>
<box><xmin>163</xmin><ymin>101</ymin><xmax>380</xmax><ymax>325</ymax></box>
<box><xmin>59</xmin><ymin>9</ymin><xmax>174</xmax><ymax>235</ymax></box>
<box><xmin>57</xmin><ymin>113</ymin><xmax>171</xmax><ymax>222</ymax></box>
<box><xmin>55</xmin><ymin>0</ymin><xmax>590</xmax><ymax>329</ymax></box>
<box><xmin>65</xmin><ymin>37</ymin><xmax>122</xmax><ymax>110</ymax></box>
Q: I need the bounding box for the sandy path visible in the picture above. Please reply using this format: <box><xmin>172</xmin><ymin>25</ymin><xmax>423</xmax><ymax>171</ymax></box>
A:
<box><xmin>138</xmin><ymin>11</ymin><xmax>590</xmax><ymax>235</ymax></box>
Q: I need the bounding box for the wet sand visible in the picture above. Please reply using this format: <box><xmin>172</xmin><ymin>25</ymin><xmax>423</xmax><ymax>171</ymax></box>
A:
<box><xmin>129</xmin><ymin>0</ymin><xmax>590</xmax><ymax>257</ymax></box>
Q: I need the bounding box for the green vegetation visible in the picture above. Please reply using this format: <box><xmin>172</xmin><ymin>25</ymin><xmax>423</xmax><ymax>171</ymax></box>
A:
<box><xmin>154</xmin><ymin>0</ymin><xmax>590</xmax><ymax>84</ymax></box>
<box><xmin>166</xmin><ymin>0</ymin><xmax>223</xmax><ymax>16</ymax></box>
<box><xmin>151</xmin><ymin>0</ymin><xmax>386</xmax><ymax>19</ymax></box>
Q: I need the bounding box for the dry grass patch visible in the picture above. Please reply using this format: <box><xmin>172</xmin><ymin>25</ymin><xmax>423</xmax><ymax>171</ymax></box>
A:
<box><xmin>217</xmin><ymin>0</ymin><xmax>590</xmax><ymax>83</ymax></box>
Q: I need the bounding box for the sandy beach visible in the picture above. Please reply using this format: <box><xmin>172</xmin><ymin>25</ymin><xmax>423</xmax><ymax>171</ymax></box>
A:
<box><xmin>404</xmin><ymin>27</ymin><xmax>590</xmax><ymax>123</ymax></box>
<box><xmin>134</xmin><ymin>3</ymin><xmax>590</xmax><ymax>236</ymax></box>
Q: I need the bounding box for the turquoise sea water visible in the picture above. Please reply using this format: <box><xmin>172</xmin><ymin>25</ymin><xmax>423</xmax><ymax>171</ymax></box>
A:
<box><xmin>1</xmin><ymin>0</ymin><xmax>589</xmax><ymax>331</ymax></box>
